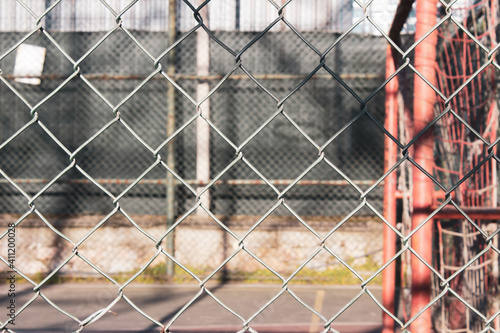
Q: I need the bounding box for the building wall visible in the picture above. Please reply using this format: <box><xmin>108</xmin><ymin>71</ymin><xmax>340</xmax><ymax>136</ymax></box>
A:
<box><xmin>0</xmin><ymin>215</ymin><xmax>383</xmax><ymax>276</ymax></box>
<box><xmin>0</xmin><ymin>0</ymin><xmax>475</xmax><ymax>34</ymax></box>
<box><xmin>0</xmin><ymin>0</ymin><xmax>353</xmax><ymax>32</ymax></box>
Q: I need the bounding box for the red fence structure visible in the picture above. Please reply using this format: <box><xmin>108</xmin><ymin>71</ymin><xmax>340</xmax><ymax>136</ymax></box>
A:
<box><xmin>384</xmin><ymin>0</ymin><xmax>500</xmax><ymax>331</ymax></box>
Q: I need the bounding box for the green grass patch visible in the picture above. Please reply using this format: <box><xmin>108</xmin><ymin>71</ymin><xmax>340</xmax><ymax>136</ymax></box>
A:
<box><xmin>4</xmin><ymin>260</ymin><xmax>382</xmax><ymax>286</ymax></box>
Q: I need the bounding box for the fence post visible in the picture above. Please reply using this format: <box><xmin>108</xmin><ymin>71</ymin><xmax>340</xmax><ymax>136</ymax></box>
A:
<box><xmin>410</xmin><ymin>0</ymin><xmax>438</xmax><ymax>331</ymax></box>
<box><xmin>166</xmin><ymin>0</ymin><xmax>177</xmax><ymax>278</ymax></box>
<box><xmin>382</xmin><ymin>44</ymin><xmax>399</xmax><ymax>333</ymax></box>
<box><xmin>196</xmin><ymin>0</ymin><xmax>211</xmax><ymax>213</ymax></box>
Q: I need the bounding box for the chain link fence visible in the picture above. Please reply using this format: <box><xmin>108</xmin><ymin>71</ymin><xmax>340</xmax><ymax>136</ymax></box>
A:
<box><xmin>0</xmin><ymin>1</ymin><xmax>387</xmax><ymax>280</ymax></box>
<box><xmin>0</xmin><ymin>0</ymin><xmax>499</xmax><ymax>332</ymax></box>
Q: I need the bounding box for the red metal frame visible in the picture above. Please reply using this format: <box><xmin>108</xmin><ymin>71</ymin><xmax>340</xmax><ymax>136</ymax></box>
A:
<box><xmin>383</xmin><ymin>0</ymin><xmax>439</xmax><ymax>331</ymax></box>
<box><xmin>382</xmin><ymin>44</ymin><xmax>399</xmax><ymax>333</ymax></box>
<box><xmin>383</xmin><ymin>0</ymin><xmax>500</xmax><ymax>331</ymax></box>
<box><xmin>410</xmin><ymin>0</ymin><xmax>439</xmax><ymax>330</ymax></box>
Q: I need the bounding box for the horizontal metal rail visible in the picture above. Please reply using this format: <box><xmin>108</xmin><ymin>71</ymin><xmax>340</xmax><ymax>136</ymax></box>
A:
<box><xmin>0</xmin><ymin>178</ymin><xmax>380</xmax><ymax>186</ymax></box>
<box><xmin>4</xmin><ymin>73</ymin><xmax>384</xmax><ymax>82</ymax></box>
<box><xmin>434</xmin><ymin>207</ymin><xmax>500</xmax><ymax>220</ymax></box>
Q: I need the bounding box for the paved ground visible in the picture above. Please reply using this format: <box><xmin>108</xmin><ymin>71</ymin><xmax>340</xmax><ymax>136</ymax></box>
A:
<box><xmin>1</xmin><ymin>283</ymin><xmax>385</xmax><ymax>332</ymax></box>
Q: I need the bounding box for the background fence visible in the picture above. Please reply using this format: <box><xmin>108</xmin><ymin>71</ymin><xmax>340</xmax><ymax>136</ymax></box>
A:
<box><xmin>0</xmin><ymin>1</ymin><xmax>388</xmax><ymax>281</ymax></box>
<box><xmin>0</xmin><ymin>31</ymin><xmax>386</xmax><ymax>217</ymax></box>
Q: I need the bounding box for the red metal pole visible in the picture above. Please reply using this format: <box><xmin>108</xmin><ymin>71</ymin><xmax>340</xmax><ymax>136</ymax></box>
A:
<box><xmin>382</xmin><ymin>44</ymin><xmax>399</xmax><ymax>333</ymax></box>
<box><xmin>411</xmin><ymin>0</ymin><xmax>438</xmax><ymax>331</ymax></box>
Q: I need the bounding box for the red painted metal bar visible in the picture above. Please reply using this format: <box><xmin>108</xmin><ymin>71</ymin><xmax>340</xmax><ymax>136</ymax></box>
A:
<box><xmin>410</xmin><ymin>0</ymin><xmax>439</xmax><ymax>331</ymax></box>
<box><xmin>434</xmin><ymin>208</ymin><xmax>500</xmax><ymax>220</ymax></box>
<box><xmin>382</xmin><ymin>44</ymin><xmax>399</xmax><ymax>333</ymax></box>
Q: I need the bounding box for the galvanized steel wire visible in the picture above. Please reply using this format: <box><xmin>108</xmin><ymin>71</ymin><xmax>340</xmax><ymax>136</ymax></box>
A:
<box><xmin>0</xmin><ymin>0</ymin><xmax>498</xmax><ymax>332</ymax></box>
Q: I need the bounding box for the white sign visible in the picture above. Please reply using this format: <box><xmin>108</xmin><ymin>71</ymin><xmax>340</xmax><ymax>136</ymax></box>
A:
<box><xmin>13</xmin><ymin>44</ymin><xmax>46</xmax><ymax>85</ymax></box>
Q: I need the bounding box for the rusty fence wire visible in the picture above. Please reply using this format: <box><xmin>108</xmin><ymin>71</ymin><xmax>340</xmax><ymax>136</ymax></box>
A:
<box><xmin>0</xmin><ymin>0</ymin><xmax>498</xmax><ymax>332</ymax></box>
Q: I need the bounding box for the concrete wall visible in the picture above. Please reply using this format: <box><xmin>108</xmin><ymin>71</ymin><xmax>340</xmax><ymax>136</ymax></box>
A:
<box><xmin>0</xmin><ymin>215</ymin><xmax>382</xmax><ymax>277</ymax></box>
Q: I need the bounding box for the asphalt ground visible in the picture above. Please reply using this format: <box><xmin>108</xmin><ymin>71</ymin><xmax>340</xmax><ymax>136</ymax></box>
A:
<box><xmin>1</xmin><ymin>283</ymin><xmax>385</xmax><ymax>332</ymax></box>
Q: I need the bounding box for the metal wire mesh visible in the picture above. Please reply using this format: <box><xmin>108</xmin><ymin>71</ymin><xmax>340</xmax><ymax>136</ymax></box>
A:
<box><xmin>0</xmin><ymin>0</ymin><xmax>498</xmax><ymax>332</ymax></box>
